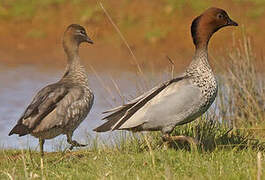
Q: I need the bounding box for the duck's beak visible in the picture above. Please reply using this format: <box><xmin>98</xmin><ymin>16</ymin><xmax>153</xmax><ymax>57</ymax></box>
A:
<box><xmin>227</xmin><ymin>18</ymin><xmax>238</xmax><ymax>26</ymax></box>
<box><xmin>86</xmin><ymin>36</ymin><xmax>94</xmax><ymax>44</ymax></box>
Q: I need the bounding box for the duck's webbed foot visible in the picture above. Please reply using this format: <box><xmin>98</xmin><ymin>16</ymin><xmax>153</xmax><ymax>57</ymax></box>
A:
<box><xmin>164</xmin><ymin>135</ymin><xmax>198</xmax><ymax>145</ymax></box>
<box><xmin>67</xmin><ymin>133</ymin><xmax>87</xmax><ymax>150</ymax></box>
<box><xmin>68</xmin><ymin>140</ymin><xmax>87</xmax><ymax>150</ymax></box>
<box><xmin>162</xmin><ymin>134</ymin><xmax>199</xmax><ymax>148</ymax></box>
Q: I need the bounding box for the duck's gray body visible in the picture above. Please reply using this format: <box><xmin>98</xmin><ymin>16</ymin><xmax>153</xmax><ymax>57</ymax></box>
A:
<box><xmin>9</xmin><ymin>24</ymin><xmax>94</xmax><ymax>152</ymax></box>
<box><xmin>94</xmin><ymin>7</ymin><xmax>238</xmax><ymax>134</ymax></box>
<box><xmin>94</xmin><ymin>48</ymin><xmax>217</xmax><ymax>134</ymax></box>
<box><xmin>10</xmin><ymin>58</ymin><xmax>94</xmax><ymax>140</ymax></box>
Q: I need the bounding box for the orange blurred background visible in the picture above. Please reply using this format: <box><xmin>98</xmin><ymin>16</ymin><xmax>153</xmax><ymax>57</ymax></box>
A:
<box><xmin>0</xmin><ymin>0</ymin><xmax>264</xmax><ymax>72</ymax></box>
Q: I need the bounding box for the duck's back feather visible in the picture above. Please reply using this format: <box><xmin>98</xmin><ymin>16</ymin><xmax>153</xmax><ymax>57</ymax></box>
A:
<box><xmin>9</xmin><ymin>83</ymin><xmax>69</xmax><ymax>136</ymax></box>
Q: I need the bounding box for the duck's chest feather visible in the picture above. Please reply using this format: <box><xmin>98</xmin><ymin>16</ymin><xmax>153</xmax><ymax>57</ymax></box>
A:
<box><xmin>188</xmin><ymin>67</ymin><xmax>218</xmax><ymax>104</ymax></box>
<box><xmin>186</xmin><ymin>49</ymin><xmax>218</xmax><ymax>107</ymax></box>
<box><xmin>59</xmin><ymin>66</ymin><xmax>94</xmax><ymax>126</ymax></box>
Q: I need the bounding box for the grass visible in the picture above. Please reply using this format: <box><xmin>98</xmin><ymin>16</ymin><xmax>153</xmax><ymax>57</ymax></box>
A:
<box><xmin>0</xmin><ymin>120</ymin><xmax>264</xmax><ymax>179</ymax></box>
<box><xmin>0</xmin><ymin>148</ymin><xmax>263</xmax><ymax>179</ymax></box>
<box><xmin>218</xmin><ymin>35</ymin><xmax>265</xmax><ymax>129</ymax></box>
<box><xmin>0</xmin><ymin>119</ymin><xmax>264</xmax><ymax>179</ymax></box>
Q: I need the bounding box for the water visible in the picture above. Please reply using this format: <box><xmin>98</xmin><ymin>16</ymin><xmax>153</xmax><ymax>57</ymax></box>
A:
<box><xmin>0</xmin><ymin>65</ymin><xmax>170</xmax><ymax>151</ymax></box>
<box><xmin>3</xmin><ymin>65</ymin><xmax>252</xmax><ymax>152</ymax></box>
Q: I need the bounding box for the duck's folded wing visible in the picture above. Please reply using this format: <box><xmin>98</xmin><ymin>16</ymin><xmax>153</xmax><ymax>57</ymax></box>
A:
<box><xmin>8</xmin><ymin>84</ymin><xmax>69</xmax><ymax>136</ymax></box>
<box><xmin>33</xmin><ymin>86</ymin><xmax>94</xmax><ymax>133</ymax></box>
<box><xmin>93</xmin><ymin>76</ymin><xmax>186</xmax><ymax>132</ymax></box>
<box><xmin>100</xmin><ymin>82</ymin><xmax>168</xmax><ymax>121</ymax></box>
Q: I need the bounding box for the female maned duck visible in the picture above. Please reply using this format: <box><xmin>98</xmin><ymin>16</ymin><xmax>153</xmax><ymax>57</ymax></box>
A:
<box><xmin>9</xmin><ymin>24</ymin><xmax>94</xmax><ymax>156</ymax></box>
<box><xmin>94</xmin><ymin>8</ymin><xmax>238</xmax><ymax>142</ymax></box>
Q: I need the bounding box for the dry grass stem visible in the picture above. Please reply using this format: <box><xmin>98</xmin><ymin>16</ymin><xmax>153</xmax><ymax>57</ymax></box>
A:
<box><xmin>0</xmin><ymin>171</ymin><xmax>14</xmax><ymax>180</ymax></box>
<box><xmin>144</xmin><ymin>135</ymin><xmax>155</xmax><ymax>167</ymax></box>
<box><xmin>98</xmin><ymin>2</ymin><xmax>148</xmax><ymax>90</ymax></box>
<box><xmin>257</xmin><ymin>152</ymin><xmax>262</xmax><ymax>180</ymax></box>
<box><xmin>166</xmin><ymin>55</ymin><xmax>175</xmax><ymax>79</ymax></box>
<box><xmin>89</xmin><ymin>65</ymin><xmax>116</xmax><ymax>106</ymax></box>
<box><xmin>109</xmin><ymin>74</ymin><xmax>126</xmax><ymax>104</ymax></box>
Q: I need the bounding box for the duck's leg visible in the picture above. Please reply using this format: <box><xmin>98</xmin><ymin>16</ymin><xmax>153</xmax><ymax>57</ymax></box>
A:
<box><xmin>66</xmin><ymin>132</ymin><xmax>87</xmax><ymax>150</ymax></box>
<box><xmin>39</xmin><ymin>138</ymin><xmax>45</xmax><ymax>157</ymax></box>
<box><xmin>39</xmin><ymin>138</ymin><xmax>45</xmax><ymax>178</ymax></box>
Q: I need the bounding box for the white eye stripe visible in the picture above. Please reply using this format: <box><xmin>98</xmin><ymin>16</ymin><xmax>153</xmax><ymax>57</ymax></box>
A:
<box><xmin>75</xmin><ymin>30</ymin><xmax>86</xmax><ymax>37</ymax></box>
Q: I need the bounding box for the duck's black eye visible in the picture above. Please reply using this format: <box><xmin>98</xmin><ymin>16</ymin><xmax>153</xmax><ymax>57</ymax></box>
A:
<box><xmin>217</xmin><ymin>13</ymin><xmax>224</xmax><ymax>19</ymax></box>
<box><xmin>80</xmin><ymin>30</ymin><xmax>86</xmax><ymax>35</ymax></box>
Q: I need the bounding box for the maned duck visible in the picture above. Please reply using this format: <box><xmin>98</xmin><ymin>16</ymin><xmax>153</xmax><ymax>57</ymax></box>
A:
<box><xmin>9</xmin><ymin>24</ymin><xmax>94</xmax><ymax>156</ymax></box>
<box><xmin>94</xmin><ymin>7</ymin><xmax>238</xmax><ymax>143</ymax></box>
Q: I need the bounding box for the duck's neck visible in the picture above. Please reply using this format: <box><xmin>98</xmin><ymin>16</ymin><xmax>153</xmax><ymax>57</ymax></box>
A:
<box><xmin>187</xmin><ymin>44</ymin><xmax>211</xmax><ymax>74</ymax></box>
<box><xmin>194</xmin><ymin>46</ymin><xmax>209</xmax><ymax>65</ymax></box>
<box><xmin>63</xmin><ymin>39</ymin><xmax>80</xmax><ymax>63</ymax></box>
<box><xmin>188</xmin><ymin>21</ymin><xmax>214</xmax><ymax>72</ymax></box>
<box><xmin>64</xmin><ymin>39</ymin><xmax>84</xmax><ymax>69</ymax></box>
<box><xmin>62</xmin><ymin>40</ymin><xmax>87</xmax><ymax>80</ymax></box>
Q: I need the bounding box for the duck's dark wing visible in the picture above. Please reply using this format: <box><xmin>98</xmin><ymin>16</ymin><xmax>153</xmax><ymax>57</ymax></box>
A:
<box><xmin>93</xmin><ymin>76</ymin><xmax>186</xmax><ymax>132</ymax></box>
<box><xmin>9</xmin><ymin>83</ymin><xmax>69</xmax><ymax>136</ymax></box>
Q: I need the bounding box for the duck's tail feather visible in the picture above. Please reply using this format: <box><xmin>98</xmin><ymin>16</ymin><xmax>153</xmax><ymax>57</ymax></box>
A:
<box><xmin>8</xmin><ymin>124</ymin><xmax>30</xmax><ymax>136</ymax></box>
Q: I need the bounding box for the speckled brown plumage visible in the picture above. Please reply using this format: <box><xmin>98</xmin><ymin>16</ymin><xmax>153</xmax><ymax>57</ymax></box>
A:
<box><xmin>9</xmin><ymin>24</ymin><xmax>94</xmax><ymax>155</ymax></box>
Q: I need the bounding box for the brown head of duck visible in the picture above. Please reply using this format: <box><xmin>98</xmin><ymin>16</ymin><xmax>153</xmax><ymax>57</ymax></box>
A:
<box><xmin>63</xmin><ymin>24</ymin><xmax>93</xmax><ymax>61</ymax></box>
<box><xmin>191</xmin><ymin>7</ymin><xmax>238</xmax><ymax>50</ymax></box>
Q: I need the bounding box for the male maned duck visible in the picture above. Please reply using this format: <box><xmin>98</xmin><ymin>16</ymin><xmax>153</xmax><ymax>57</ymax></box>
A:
<box><xmin>94</xmin><ymin>7</ymin><xmax>238</xmax><ymax>143</ymax></box>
